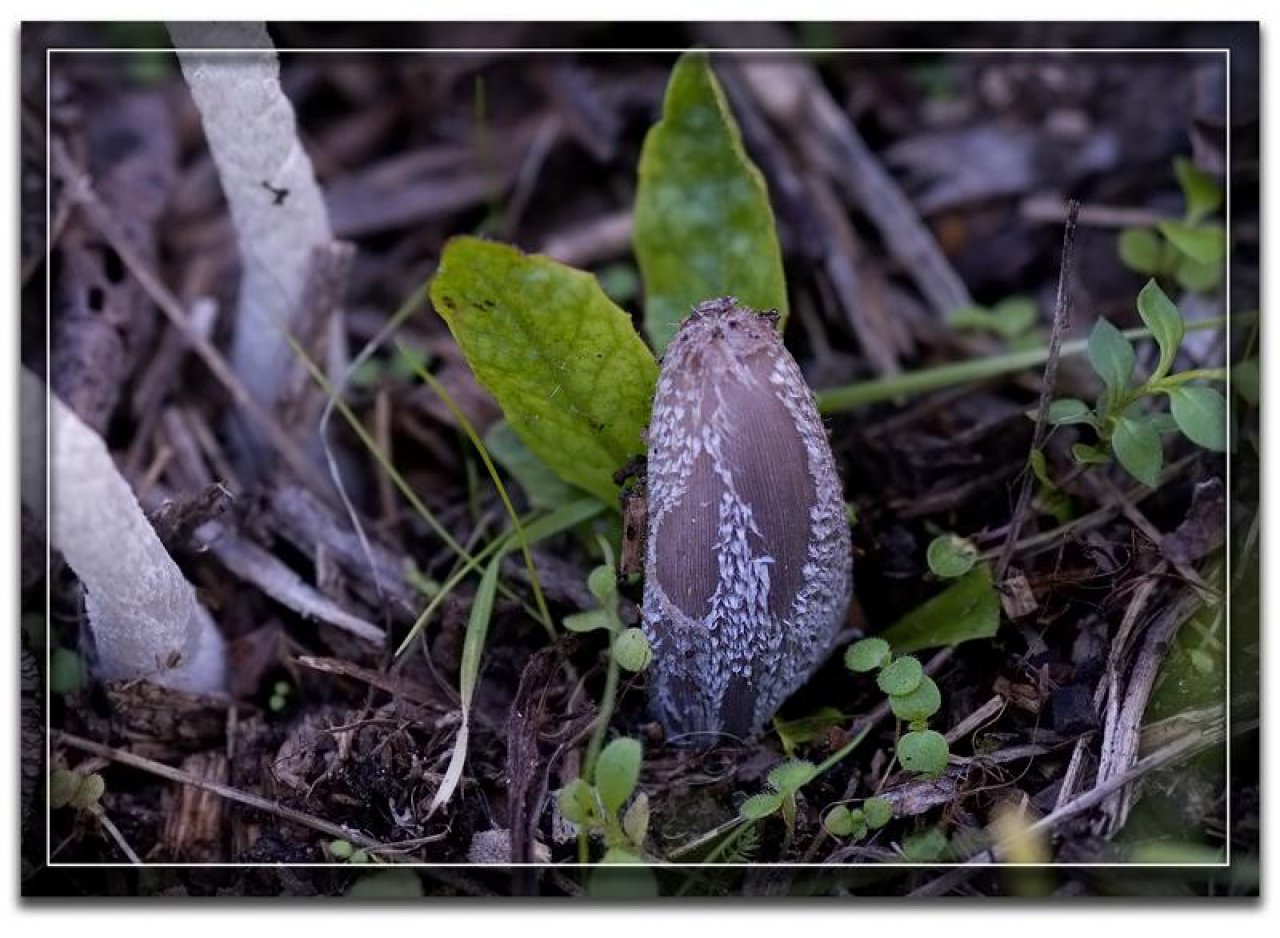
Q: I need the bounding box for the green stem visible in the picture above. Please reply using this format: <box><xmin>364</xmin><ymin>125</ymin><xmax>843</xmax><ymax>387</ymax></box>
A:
<box><xmin>584</xmin><ymin>649</ymin><xmax>622</xmax><ymax>786</ymax></box>
<box><xmin>1149</xmin><ymin>367</ymin><xmax>1230</xmax><ymax>390</ymax></box>
<box><xmin>816</xmin><ymin>315</ymin><xmax>1239</xmax><ymax>414</ymax></box>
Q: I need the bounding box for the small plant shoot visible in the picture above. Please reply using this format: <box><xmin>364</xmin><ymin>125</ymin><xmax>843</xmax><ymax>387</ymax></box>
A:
<box><xmin>1041</xmin><ymin>280</ymin><xmax>1228</xmax><ymax>487</ymax></box>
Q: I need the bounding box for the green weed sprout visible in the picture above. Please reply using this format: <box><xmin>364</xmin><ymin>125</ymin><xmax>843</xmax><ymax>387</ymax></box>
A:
<box><xmin>740</xmin><ymin>759</ymin><xmax>819</xmax><ymax>831</ymax></box>
<box><xmin>1042</xmin><ymin>279</ymin><xmax>1228</xmax><ymax>487</ymax></box>
<box><xmin>558</xmin><ymin>736</ymin><xmax>650</xmax><ymax>862</ymax></box>
<box><xmin>948</xmin><ymin>296</ymin><xmax>1040</xmax><ymax>350</ymax></box>
<box><xmin>823</xmin><ymin>795</ymin><xmax>894</xmax><ymax>840</ymax></box>
<box><xmin>1118</xmin><ymin>157</ymin><xmax>1225</xmax><ymax>293</ymax></box>
<box><xmin>328</xmin><ymin>839</ymin><xmax>372</xmax><ymax>864</ymax></box>
<box><xmin>845</xmin><ymin>638</ymin><xmax>949</xmax><ymax>777</ymax></box>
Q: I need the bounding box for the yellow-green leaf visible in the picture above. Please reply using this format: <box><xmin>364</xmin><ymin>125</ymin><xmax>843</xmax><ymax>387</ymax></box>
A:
<box><xmin>430</xmin><ymin>237</ymin><xmax>658</xmax><ymax>505</ymax></box>
<box><xmin>633</xmin><ymin>51</ymin><xmax>787</xmax><ymax>353</ymax></box>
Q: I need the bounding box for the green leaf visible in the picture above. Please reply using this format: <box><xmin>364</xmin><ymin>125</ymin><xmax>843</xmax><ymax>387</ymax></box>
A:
<box><xmin>767</xmin><ymin>759</ymin><xmax>818</xmax><ymax>793</ymax></box>
<box><xmin>1087</xmin><ymin>318</ymin><xmax>1136</xmax><ymax>394</ymax></box>
<box><xmin>595</xmin><ymin>737</ymin><xmax>643</xmax><ymax>814</ymax></box>
<box><xmin>1071</xmin><ymin>442</ymin><xmax>1111</xmax><ymax>466</ymax></box>
<box><xmin>1042</xmin><ymin>398</ymin><xmax>1093</xmax><ymax>426</ymax></box>
<box><xmin>1175</xmin><ymin>253</ymin><xmax>1223</xmax><ymax>293</ymax></box>
<box><xmin>484</xmin><ymin>419</ymin><xmax>585</xmax><ymax>511</ymax></box>
<box><xmin>1112</xmin><ymin>415</ymin><xmax>1164</xmax><ymax>487</ymax></box>
<box><xmin>612</xmin><ymin>627</ymin><xmax>653</xmax><ymax>673</ymax></box>
<box><xmin>345</xmin><ymin>869</ymin><xmax>424</xmax><ymax>899</ymax></box>
<box><xmin>740</xmin><ymin>792</ymin><xmax>784</xmax><ymax>820</ymax></box>
<box><xmin>557</xmin><ymin>778</ymin><xmax>598</xmax><ymax>826</ymax></box>
<box><xmin>879</xmin><ymin>563</ymin><xmax>1001</xmax><ymax>655</ymax></box>
<box><xmin>70</xmin><ymin>772</ymin><xmax>105</xmax><ymax>811</ymax></box>
<box><xmin>823</xmin><ymin>805</ymin><xmax>854</xmax><ymax>837</ymax></box>
<box><xmin>563</xmin><ymin>608</ymin><xmax>615</xmax><ymax>634</ymax></box>
<box><xmin>925</xmin><ymin>533</ymin><xmax>978</xmax><ymax>579</ymax></box>
<box><xmin>947</xmin><ymin>305</ymin><xmax>998</xmax><ymax>334</ymax></box>
<box><xmin>430</xmin><ymin>237</ymin><xmax>658</xmax><ymax>505</ymax></box>
<box><xmin>633</xmin><ymin>50</ymin><xmax>788</xmax><ymax>353</ymax></box>
<box><xmin>328</xmin><ymin>839</ymin><xmax>354</xmax><ymax>859</ymax></box>
<box><xmin>49</xmin><ymin>769</ymin><xmax>79</xmax><ymax>810</ymax></box>
<box><xmin>1169</xmin><ymin>386</ymin><xmax>1228</xmax><ymax>452</ymax></box>
<box><xmin>587</xmin><ymin>564</ymin><xmax>618</xmax><ymax>606</ymax></box>
<box><xmin>889</xmin><ymin>674</ymin><xmax>943</xmax><ymax>723</ymax></box>
<box><xmin>897</xmin><ymin>729</ymin><xmax>949</xmax><ymax>776</ymax></box>
<box><xmin>901</xmin><ymin>826</ymin><xmax>950</xmax><ymax>862</ymax></box>
<box><xmin>1157</xmin><ymin>221</ymin><xmax>1225</xmax><ymax>266</ymax></box>
<box><xmin>990</xmin><ymin>297</ymin><xmax>1038</xmax><ymax>339</ymax></box>
<box><xmin>844</xmin><ymin>637</ymin><xmax>891</xmax><ymax>673</ymax></box>
<box><xmin>877</xmin><ymin>656</ymin><xmax>925</xmax><ymax>696</ymax></box>
<box><xmin>1118</xmin><ymin>227</ymin><xmax>1161</xmax><ymax>274</ymax></box>
<box><xmin>622</xmin><ymin>791</ymin><xmax>651</xmax><ymax>847</ymax></box>
<box><xmin>863</xmin><ymin>796</ymin><xmax>893</xmax><ymax>829</ymax></box>
<box><xmin>1174</xmin><ymin>156</ymin><xmax>1223</xmax><ymax>222</ymax></box>
<box><xmin>1136</xmin><ymin>279</ymin><xmax>1185</xmax><ymax>380</ymax></box>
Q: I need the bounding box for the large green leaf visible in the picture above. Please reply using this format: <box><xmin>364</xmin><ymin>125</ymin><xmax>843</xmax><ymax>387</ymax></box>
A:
<box><xmin>879</xmin><ymin>563</ymin><xmax>1001</xmax><ymax>655</ymax></box>
<box><xmin>633</xmin><ymin>50</ymin><xmax>787</xmax><ymax>353</ymax></box>
<box><xmin>430</xmin><ymin>237</ymin><xmax>658</xmax><ymax>505</ymax></box>
<box><xmin>1113</xmin><ymin>414</ymin><xmax>1164</xmax><ymax>487</ymax></box>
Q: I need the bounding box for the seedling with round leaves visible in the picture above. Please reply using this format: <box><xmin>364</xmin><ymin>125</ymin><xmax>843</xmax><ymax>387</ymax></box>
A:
<box><xmin>823</xmin><ymin>795</ymin><xmax>895</xmax><ymax>841</ymax></box>
<box><xmin>845</xmin><ymin>638</ymin><xmax>950</xmax><ymax>778</ymax></box>
<box><xmin>1042</xmin><ymin>280</ymin><xmax>1229</xmax><ymax>488</ymax></box>
<box><xmin>557</xmin><ymin>736</ymin><xmax>650</xmax><ymax>860</ymax></box>
<box><xmin>739</xmin><ymin>758</ymin><xmax>819</xmax><ymax>831</ymax></box>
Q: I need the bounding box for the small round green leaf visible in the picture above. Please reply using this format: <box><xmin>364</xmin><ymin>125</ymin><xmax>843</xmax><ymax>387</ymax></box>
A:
<box><xmin>926</xmin><ymin>534</ymin><xmax>978</xmax><ymax>579</ymax></box>
<box><xmin>1169</xmin><ymin>386</ymin><xmax>1227</xmax><ymax>452</ymax></box>
<box><xmin>823</xmin><ymin>805</ymin><xmax>854</xmax><ymax>837</ymax></box>
<box><xmin>70</xmin><ymin>772</ymin><xmax>105</xmax><ymax>811</ymax></box>
<box><xmin>897</xmin><ymin>730</ymin><xmax>949</xmax><ymax>776</ymax></box>
<box><xmin>889</xmin><ymin>674</ymin><xmax>942</xmax><ymax>722</ymax></box>
<box><xmin>49</xmin><ymin>769</ymin><xmax>79</xmax><ymax>810</ymax></box>
<box><xmin>863</xmin><ymin>796</ymin><xmax>893</xmax><ymax>829</ymax></box>
<box><xmin>740</xmin><ymin>792</ymin><xmax>784</xmax><ymax>820</ymax></box>
<box><xmin>1118</xmin><ymin>227</ymin><xmax>1161</xmax><ymax>275</ymax></box>
<box><xmin>877</xmin><ymin>656</ymin><xmax>924</xmax><ymax>697</ymax></box>
<box><xmin>901</xmin><ymin>826</ymin><xmax>950</xmax><ymax>862</ymax></box>
<box><xmin>595</xmin><ymin>737</ymin><xmax>643</xmax><ymax>815</ymax></box>
<box><xmin>1136</xmin><ymin>279</ymin><xmax>1185</xmax><ymax>379</ymax></box>
<box><xmin>328</xmin><ymin>839</ymin><xmax>354</xmax><ymax>859</ymax></box>
<box><xmin>587</xmin><ymin>564</ymin><xmax>617</xmax><ymax>605</ymax></box>
<box><xmin>1087</xmin><ymin>318</ymin><xmax>1136</xmax><ymax>393</ymax></box>
<box><xmin>767</xmin><ymin>759</ymin><xmax>818</xmax><ymax>794</ymax></box>
<box><xmin>612</xmin><ymin>627</ymin><xmax>653</xmax><ymax>673</ymax></box>
<box><xmin>1113</xmin><ymin>415</ymin><xmax>1164</xmax><ymax>487</ymax></box>
<box><xmin>557</xmin><ymin>778</ymin><xmax>597</xmax><ymax>826</ymax></box>
<box><xmin>845</xmin><ymin>637</ymin><xmax>891</xmax><ymax>673</ymax></box>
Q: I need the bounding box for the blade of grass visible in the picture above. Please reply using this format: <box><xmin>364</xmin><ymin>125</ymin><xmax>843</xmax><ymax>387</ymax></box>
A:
<box><xmin>816</xmin><ymin>314</ymin><xmax>1240</xmax><ymax>414</ymax></box>
<box><xmin>395</xmin><ymin>497</ymin><xmax>605</xmax><ymax>656</ymax></box>
<box><xmin>427</xmin><ymin>548</ymin><xmax>502</xmax><ymax>816</ymax></box>
<box><xmin>402</xmin><ymin>341</ymin><xmax>555</xmax><ymax>640</ymax></box>
<box><xmin>425</xmin><ymin>497</ymin><xmax>607</xmax><ymax>814</ymax></box>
